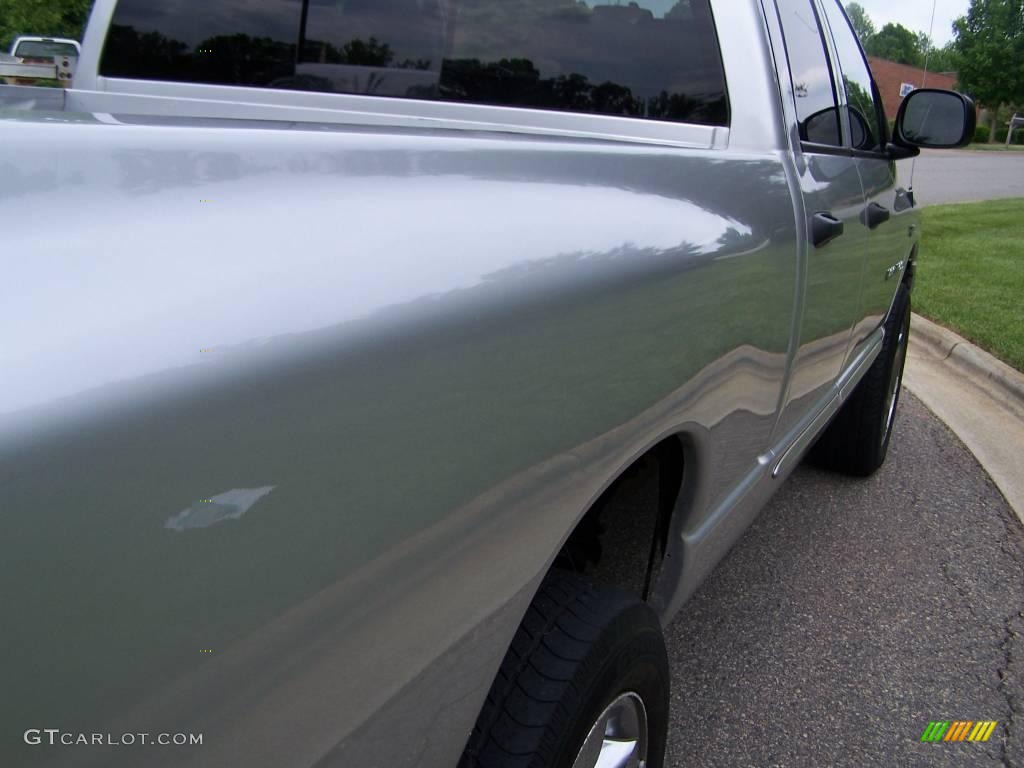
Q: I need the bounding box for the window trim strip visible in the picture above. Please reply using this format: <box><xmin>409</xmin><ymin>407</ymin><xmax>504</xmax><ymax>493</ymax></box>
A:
<box><xmin>75</xmin><ymin>77</ymin><xmax>726</xmax><ymax>149</ymax></box>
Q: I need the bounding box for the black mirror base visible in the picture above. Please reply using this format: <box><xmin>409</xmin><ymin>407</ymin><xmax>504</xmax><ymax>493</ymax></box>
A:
<box><xmin>886</xmin><ymin>143</ymin><xmax>920</xmax><ymax>161</ymax></box>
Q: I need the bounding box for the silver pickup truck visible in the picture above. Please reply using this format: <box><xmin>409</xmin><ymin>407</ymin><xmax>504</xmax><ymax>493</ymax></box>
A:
<box><xmin>0</xmin><ymin>1</ymin><xmax>973</xmax><ymax>767</ymax></box>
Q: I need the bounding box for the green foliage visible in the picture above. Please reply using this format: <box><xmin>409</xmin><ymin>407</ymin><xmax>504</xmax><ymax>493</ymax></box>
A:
<box><xmin>953</xmin><ymin>0</ymin><xmax>1024</xmax><ymax>109</ymax></box>
<box><xmin>0</xmin><ymin>0</ymin><xmax>94</xmax><ymax>51</ymax></box>
<box><xmin>974</xmin><ymin>124</ymin><xmax>991</xmax><ymax>143</ymax></box>
<box><xmin>926</xmin><ymin>42</ymin><xmax>960</xmax><ymax>73</ymax></box>
<box><xmin>866</xmin><ymin>22</ymin><xmax>925</xmax><ymax>67</ymax></box>
<box><xmin>846</xmin><ymin>3</ymin><xmax>956</xmax><ymax>73</ymax></box>
<box><xmin>994</xmin><ymin>126</ymin><xmax>1024</xmax><ymax>144</ymax></box>
<box><xmin>845</xmin><ymin>2</ymin><xmax>876</xmax><ymax>43</ymax></box>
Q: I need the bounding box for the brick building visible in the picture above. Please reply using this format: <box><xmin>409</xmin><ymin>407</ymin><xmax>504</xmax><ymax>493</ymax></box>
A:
<box><xmin>868</xmin><ymin>57</ymin><xmax>958</xmax><ymax>119</ymax></box>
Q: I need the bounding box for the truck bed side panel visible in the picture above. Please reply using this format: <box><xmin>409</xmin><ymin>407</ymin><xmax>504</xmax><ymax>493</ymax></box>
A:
<box><xmin>0</xmin><ymin>114</ymin><xmax>797</xmax><ymax>767</ymax></box>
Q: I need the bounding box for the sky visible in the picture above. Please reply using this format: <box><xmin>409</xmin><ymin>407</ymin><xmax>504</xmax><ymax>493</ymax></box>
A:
<box><xmin>852</xmin><ymin>0</ymin><xmax>970</xmax><ymax>46</ymax></box>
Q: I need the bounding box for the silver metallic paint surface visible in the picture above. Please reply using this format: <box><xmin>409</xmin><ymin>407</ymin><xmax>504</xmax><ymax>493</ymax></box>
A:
<box><xmin>0</xmin><ymin>1</ymin><xmax>912</xmax><ymax>766</ymax></box>
<box><xmin>854</xmin><ymin>157</ymin><xmax>919</xmax><ymax>340</ymax></box>
<box><xmin>776</xmin><ymin>152</ymin><xmax>870</xmax><ymax>438</ymax></box>
<box><xmin>0</xmin><ymin>111</ymin><xmax>797</xmax><ymax>767</ymax></box>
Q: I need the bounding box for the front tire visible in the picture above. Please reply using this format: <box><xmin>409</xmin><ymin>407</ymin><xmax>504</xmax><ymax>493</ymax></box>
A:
<box><xmin>460</xmin><ymin>571</ymin><xmax>669</xmax><ymax>768</ymax></box>
<box><xmin>810</xmin><ymin>282</ymin><xmax>912</xmax><ymax>476</ymax></box>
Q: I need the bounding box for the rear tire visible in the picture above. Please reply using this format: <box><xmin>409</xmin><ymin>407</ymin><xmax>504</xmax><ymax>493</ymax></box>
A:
<box><xmin>459</xmin><ymin>571</ymin><xmax>669</xmax><ymax>768</ymax></box>
<box><xmin>810</xmin><ymin>282</ymin><xmax>911</xmax><ymax>476</ymax></box>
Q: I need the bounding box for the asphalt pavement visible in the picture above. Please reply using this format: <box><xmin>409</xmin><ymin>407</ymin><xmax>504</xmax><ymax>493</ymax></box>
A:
<box><xmin>663</xmin><ymin>393</ymin><xmax>1024</xmax><ymax>767</ymax></box>
<box><xmin>897</xmin><ymin>149</ymin><xmax>1024</xmax><ymax>206</ymax></box>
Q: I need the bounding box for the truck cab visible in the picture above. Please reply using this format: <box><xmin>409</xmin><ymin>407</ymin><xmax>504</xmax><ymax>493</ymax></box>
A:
<box><xmin>9</xmin><ymin>36</ymin><xmax>82</xmax><ymax>59</ymax></box>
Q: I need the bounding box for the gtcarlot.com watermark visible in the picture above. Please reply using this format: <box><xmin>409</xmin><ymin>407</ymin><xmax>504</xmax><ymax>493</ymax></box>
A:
<box><xmin>25</xmin><ymin>729</ymin><xmax>203</xmax><ymax>747</ymax></box>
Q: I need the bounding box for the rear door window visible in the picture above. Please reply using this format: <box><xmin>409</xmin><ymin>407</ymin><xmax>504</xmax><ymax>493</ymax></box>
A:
<box><xmin>818</xmin><ymin>0</ymin><xmax>886</xmax><ymax>152</ymax></box>
<box><xmin>100</xmin><ymin>0</ymin><xmax>729</xmax><ymax>127</ymax></box>
<box><xmin>774</xmin><ymin>0</ymin><xmax>842</xmax><ymax>148</ymax></box>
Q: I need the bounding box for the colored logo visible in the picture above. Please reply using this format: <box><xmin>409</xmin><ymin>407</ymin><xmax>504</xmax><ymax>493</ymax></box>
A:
<box><xmin>920</xmin><ymin>721</ymin><xmax>997</xmax><ymax>742</ymax></box>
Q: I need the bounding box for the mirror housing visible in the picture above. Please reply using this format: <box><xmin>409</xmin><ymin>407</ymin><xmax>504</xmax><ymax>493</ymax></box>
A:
<box><xmin>894</xmin><ymin>88</ymin><xmax>976</xmax><ymax>150</ymax></box>
<box><xmin>802</xmin><ymin>107</ymin><xmax>841</xmax><ymax>145</ymax></box>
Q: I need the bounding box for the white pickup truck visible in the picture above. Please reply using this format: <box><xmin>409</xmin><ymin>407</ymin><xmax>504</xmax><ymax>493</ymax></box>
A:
<box><xmin>0</xmin><ymin>1</ymin><xmax>973</xmax><ymax>767</ymax></box>
<box><xmin>2</xmin><ymin>36</ymin><xmax>79</xmax><ymax>85</ymax></box>
<box><xmin>9</xmin><ymin>36</ymin><xmax>81</xmax><ymax>59</ymax></box>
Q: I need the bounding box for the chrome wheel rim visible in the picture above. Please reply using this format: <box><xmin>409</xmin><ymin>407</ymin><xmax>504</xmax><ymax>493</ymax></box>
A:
<box><xmin>571</xmin><ymin>692</ymin><xmax>648</xmax><ymax>768</ymax></box>
<box><xmin>882</xmin><ymin>320</ymin><xmax>909</xmax><ymax>442</ymax></box>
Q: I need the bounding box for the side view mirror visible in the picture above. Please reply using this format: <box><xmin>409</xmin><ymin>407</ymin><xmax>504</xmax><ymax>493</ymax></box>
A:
<box><xmin>894</xmin><ymin>88</ymin><xmax>976</xmax><ymax>149</ymax></box>
<box><xmin>802</xmin><ymin>107</ymin><xmax>840</xmax><ymax>145</ymax></box>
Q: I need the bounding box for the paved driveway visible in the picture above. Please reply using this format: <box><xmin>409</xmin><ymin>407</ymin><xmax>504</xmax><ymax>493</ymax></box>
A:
<box><xmin>664</xmin><ymin>394</ymin><xmax>1024</xmax><ymax>767</ymax></box>
<box><xmin>897</xmin><ymin>149</ymin><xmax>1024</xmax><ymax>206</ymax></box>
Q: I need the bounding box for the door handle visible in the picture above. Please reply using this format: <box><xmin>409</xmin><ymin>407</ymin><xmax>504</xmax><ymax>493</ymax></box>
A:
<box><xmin>861</xmin><ymin>202</ymin><xmax>891</xmax><ymax>229</ymax></box>
<box><xmin>811</xmin><ymin>212</ymin><xmax>844</xmax><ymax>248</ymax></box>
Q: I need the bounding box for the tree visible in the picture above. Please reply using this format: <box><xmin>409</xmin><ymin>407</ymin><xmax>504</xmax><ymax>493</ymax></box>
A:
<box><xmin>866</xmin><ymin>22</ymin><xmax>925</xmax><ymax>67</ymax></box>
<box><xmin>339</xmin><ymin>37</ymin><xmax>394</xmax><ymax>67</ymax></box>
<box><xmin>845</xmin><ymin>3</ymin><xmax>876</xmax><ymax>44</ymax></box>
<box><xmin>916</xmin><ymin>31</ymin><xmax>932</xmax><ymax>58</ymax></box>
<box><xmin>953</xmin><ymin>0</ymin><xmax>1024</xmax><ymax>141</ymax></box>
<box><xmin>926</xmin><ymin>42</ymin><xmax>959</xmax><ymax>72</ymax></box>
<box><xmin>913</xmin><ymin>33</ymin><xmax>960</xmax><ymax>72</ymax></box>
<box><xmin>0</xmin><ymin>0</ymin><xmax>94</xmax><ymax>51</ymax></box>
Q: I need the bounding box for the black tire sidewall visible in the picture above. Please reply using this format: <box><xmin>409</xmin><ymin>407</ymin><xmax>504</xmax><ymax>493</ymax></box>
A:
<box><xmin>552</xmin><ymin>603</ymin><xmax>670</xmax><ymax>768</ymax></box>
<box><xmin>878</xmin><ymin>288</ymin><xmax>911</xmax><ymax>457</ymax></box>
<box><xmin>809</xmin><ymin>281</ymin><xmax>912</xmax><ymax>476</ymax></box>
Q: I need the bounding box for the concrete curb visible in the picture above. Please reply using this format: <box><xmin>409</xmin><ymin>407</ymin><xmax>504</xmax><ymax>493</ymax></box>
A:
<box><xmin>910</xmin><ymin>313</ymin><xmax>1024</xmax><ymax>411</ymax></box>
<box><xmin>905</xmin><ymin>313</ymin><xmax>1024</xmax><ymax>523</ymax></box>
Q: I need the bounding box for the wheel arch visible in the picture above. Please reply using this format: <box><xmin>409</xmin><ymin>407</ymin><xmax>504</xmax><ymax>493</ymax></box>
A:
<box><xmin>546</xmin><ymin>426</ymin><xmax>707</xmax><ymax>612</ymax></box>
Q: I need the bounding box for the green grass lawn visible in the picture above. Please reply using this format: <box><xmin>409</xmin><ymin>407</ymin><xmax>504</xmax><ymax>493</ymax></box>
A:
<box><xmin>918</xmin><ymin>198</ymin><xmax>1024</xmax><ymax>371</ymax></box>
<box><xmin>965</xmin><ymin>143</ymin><xmax>1024</xmax><ymax>152</ymax></box>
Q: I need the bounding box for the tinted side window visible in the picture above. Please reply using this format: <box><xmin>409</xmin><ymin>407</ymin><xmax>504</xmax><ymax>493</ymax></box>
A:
<box><xmin>100</xmin><ymin>1</ymin><xmax>298</xmax><ymax>87</ymax></box>
<box><xmin>818</xmin><ymin>0</ymin><xmax>885</xmax><ymax>152</ymax></box>
<box><xmin>100</xmin><ymin>0</ymin><xmax>729</xmax><ymax>127</ymax></box>
<box><xmin>775</xmin><ymin>0</ymin><xmax>841</xmax><ymax>147</ymax></box>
